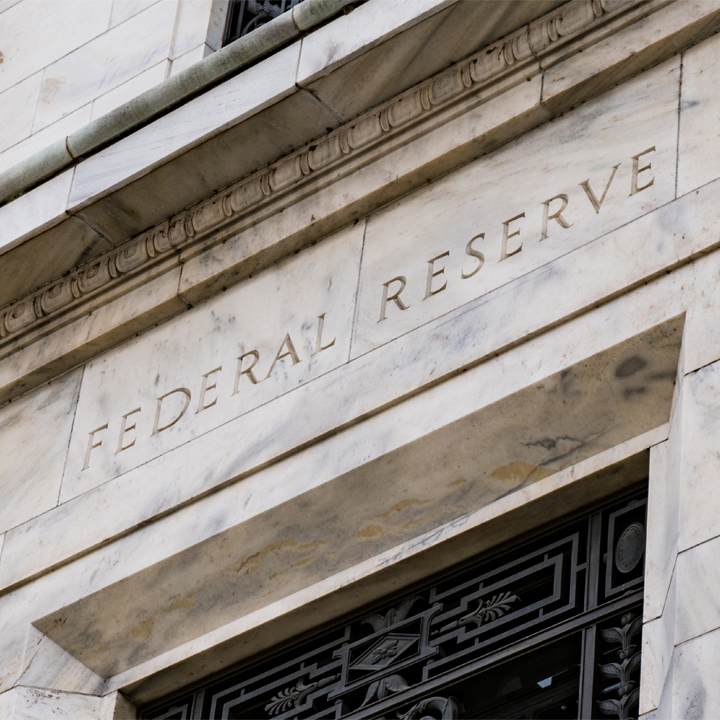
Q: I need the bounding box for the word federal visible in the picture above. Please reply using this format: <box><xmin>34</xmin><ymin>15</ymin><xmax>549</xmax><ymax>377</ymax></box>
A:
<box><xmin>82</xmin><ymin>313</ymin><xmax>336</xmax><ymax>470</ymax></box>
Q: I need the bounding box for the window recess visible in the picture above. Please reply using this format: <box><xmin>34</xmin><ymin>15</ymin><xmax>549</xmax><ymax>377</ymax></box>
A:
<box><xmin>141</xmin><ymin>486</ymin><xmax>647</xmax><ymax>720</ymax></box>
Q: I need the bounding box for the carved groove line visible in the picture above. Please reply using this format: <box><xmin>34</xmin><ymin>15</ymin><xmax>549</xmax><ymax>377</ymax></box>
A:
<box><xmin>0</xmin><ymin>0</ymin><xmax>638</xmax><ymax>344</ymax></box>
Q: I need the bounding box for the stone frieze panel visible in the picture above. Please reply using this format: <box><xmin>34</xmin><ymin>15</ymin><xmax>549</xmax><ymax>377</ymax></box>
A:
<box><xmin>351</xmin><ymin>58</ymin><xmax>679</xmax><ymax>357</ymax></box>
<box><xmin>60</xmin><ymin>222</ymin><xmax>364</xmax><ymax>501</ymax></box>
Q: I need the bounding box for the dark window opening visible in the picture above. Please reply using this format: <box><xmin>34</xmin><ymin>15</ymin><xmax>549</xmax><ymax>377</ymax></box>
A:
<box><xmin>223</xmin><ymin>0</ymin><xmax>305</xmax><ymax>46</ymax></box>
<box><xmin>142</xmin><ymin>486</ymin><xmax>647</xmax><ymax>720</ymax></box>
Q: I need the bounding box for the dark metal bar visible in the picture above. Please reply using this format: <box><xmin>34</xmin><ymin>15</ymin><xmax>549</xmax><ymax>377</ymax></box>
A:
<box><xmin>578</xmin><ymin>625</ymin><xmax>597</xmax><ymax>720</ymax></box>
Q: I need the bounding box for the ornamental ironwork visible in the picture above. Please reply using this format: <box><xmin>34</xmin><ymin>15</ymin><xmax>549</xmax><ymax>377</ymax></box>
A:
<box><xmin>141</xmin><ymin>487</ymin><xmax>646</xmax><ymax>719</ymax></box>
<box><xmin>224</xmin><ymin>0</ymin><xmax>305</xmax><ymax>45</ymax></box>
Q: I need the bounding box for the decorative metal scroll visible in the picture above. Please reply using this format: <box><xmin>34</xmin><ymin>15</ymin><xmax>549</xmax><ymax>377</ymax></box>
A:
<box><xmin>224</xmin><ymin>0</ymin><xmax>305</xmax><ymax>44</ymax></box>
<box><xmin>142</xmin><ymin>489</ymin><xmax>647</xmax><ymax>720</ymax></box>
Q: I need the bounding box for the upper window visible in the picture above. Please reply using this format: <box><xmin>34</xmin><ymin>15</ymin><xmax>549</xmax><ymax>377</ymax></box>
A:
<box><xmin>141</xmin><ymin>486</ymin><xmax>647</xmax><ymax>720</ymax></box>
<box><xmin>223</xmin><ymin>0</ymin><xmax>305</xmax><ymax>45</ymax></box>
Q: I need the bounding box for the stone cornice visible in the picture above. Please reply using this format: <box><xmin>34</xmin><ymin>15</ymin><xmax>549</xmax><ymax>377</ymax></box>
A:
<box><xmin>0</xmin><ymin>0</ymin><xmax>647</xmax><ymax>352</ymax></box>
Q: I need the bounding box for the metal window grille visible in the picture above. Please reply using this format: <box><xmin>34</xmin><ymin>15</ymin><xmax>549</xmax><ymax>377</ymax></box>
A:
<box><xmin>223</xmin><ymin>0</ymin><xmax>305</xmax><ymax>45</ymax></box>
<box><xmin>142</xmin><ymin>486</ymin><xmax>647</xmax><ymax>720</ymax></box>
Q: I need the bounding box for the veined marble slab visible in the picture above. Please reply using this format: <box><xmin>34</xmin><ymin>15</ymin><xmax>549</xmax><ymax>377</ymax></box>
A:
<box><xmin>351</xmin><ymin>58</ymin><xmax>679</xmax><ymax>357</ymax></box>
<box><xmin>60</xmin><ymin>222</ymin><xmax>364</xmax><ymax>501</ymax></box>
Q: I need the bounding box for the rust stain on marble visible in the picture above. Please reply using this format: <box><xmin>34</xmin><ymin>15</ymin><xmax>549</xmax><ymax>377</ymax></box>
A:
<box><xmin>375</xmin><ymin>498</ymin><xmax>430</xmax><ymax>519</ymax></box>
<box><xmin>447</xmin><ymin>478</ymin><xmax>468</xmax><ymax>487</ymax></box>
<box><xmin>164</xmin><ymin>597</ymin><xmax>196</xmax><ymax>612</ymax></box>
<box><xmin>128</xmin><ymin>617</ymin><xmax>153</xmax><ymax>639</ymax></box>
<box><xmin>235</xmin><ymin>538</ymin><xmax>326</xmax><ymax>576</ymax></box>
<box><xmin>357</xmin><ymin>524</ymin><xmax>384</xmax><ymax>538</ymax></box>
<box><xmin>40</xmin><ymin>77</ymin><xmax>66</xmax><ymax>103</ymax></box>
<box><xmin>490</xmin><ymin>461</ymin><xmax>554</xmax><ymax>482</ymax></box>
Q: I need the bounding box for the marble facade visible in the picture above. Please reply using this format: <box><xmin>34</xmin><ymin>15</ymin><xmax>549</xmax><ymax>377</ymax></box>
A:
<box><xmin>1</xmin><ymin>0</ymin><xmax>720</xmax><ymax>717</ymax></box>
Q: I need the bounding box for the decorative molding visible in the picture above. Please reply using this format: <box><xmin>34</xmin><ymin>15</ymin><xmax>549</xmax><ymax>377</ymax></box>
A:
<box><xmin>0</xmin><ymin>0</ymin><xmax>641</xmax><ymax>348</ymax></box>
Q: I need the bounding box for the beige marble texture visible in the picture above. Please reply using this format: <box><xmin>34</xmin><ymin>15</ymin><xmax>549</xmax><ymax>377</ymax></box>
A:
<box><xmin>170</xmin><ymin>0</ymin><xmax>214</xmax><ymax>60</ymax></box>
<box><xmin>16</xmin><ymin>627</ymin><xmax>104</xmax><ymax>695</ymax></box>
<box><xmin>1</xmin><ymin>289</ymin><xmax>680</xmax><ymax>612</ymax></box>
<box><xmin>541</xmin><ymin>0</ymin><xmax>720</xmax><ymax>117</ymax></box>
<box><xmin>677</xmin><ymin>28</ymin><xmax>720</xmax><ymax>197</ymax></box>
<box><xmin>296</xmin><ymin>0</ymin><xmax>455</xmax><ymax>86</ymax></box>
<box><xmin>0</xmin><ymin>0</ymin><xmax>113</xmax><ymax>95</ymax></box>
<box><xmin>106</xmin><ymin>429</ymin><xmax>659</xmax><ymax>699</ymax></box>
<box><xmin>109</xmin><ymin>0</ymin><xmax>161</xmax><ymax>27</ymax></box>
<box><xmin>60</xmin><ymin>222</ymin><xmax>364</xmax><ymax>501</ymax></box>
<box><xmin>0</xmin><ymin>369</ymin><xmax>81</xmax><ymax>534</ymax></box>
<box><xmin>177</xmin><ymin>73</ymin><xmax>548</xmax><ymax>305</ymax></box>
<box><xmin>169</xmin><ymin>44</ymin><xmax>207</xmax><ymax>77</ymax></box>
<box><xmin>352</xmin><ymin>58</ymin><xmax>679</xmax><ymax>356</ymax></box>
<box><xmin>36</xmin><ymin>320</ymin><xmax>679</xmax><ymax>678</ymax></box>
<box><xmin>33</xmin><ymin>0</ymin><xmax>176</xmax><ymax>132</ymax></box>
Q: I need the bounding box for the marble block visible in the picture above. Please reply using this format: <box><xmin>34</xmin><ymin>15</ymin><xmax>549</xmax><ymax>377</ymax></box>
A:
<box><xmin>677</xmin><ymin>30</ymin><xmax>720</xmax><ymax>197</ymax></box>
<box><xmin>5</xmin><ymin>168</ymin><xmax>714</xmax><ymax>590</ymax></box>
<box><xmin>351</xmin><ymin>58</ymin><xmax>679</xmax><ymax>357</ymax></box>
<box><xmin>678</xmin><ymin>359</ymin><xmax>720</xmax><ymax>551</ymax></box>
<box><xmin>109</xmin><ymin>0</ymin><xmax>160</xmax><ymax>27</ymax></box>
<box><xmin>60</xmin><ymin>222</ymin><xmax>364</xmax><ymax>501</ymax></box>
<box><xmin>296</xmin><ymin>0</ymin><xmax>454</xmax><ymax>86</ymax></box>
<box><xmin>32</xmin><ymin>0</ymin><xmax>176</xmax><ymax>132</ymax></box>
<box><xmin>0</xmin><ymin>72</ymin><xmax>42</xmax><ymax>154</ymax></box>
<box><xmin>674</xmin><ymin>534</ymin><xmax>720</xmax><ymax>645</ymax></box>
<box><xmin>0</xmin><ymin>0</ymin><xmax>113</xmax><ymax>95</ymax></box>
<box><xmin>639</xmin><ymin>573</ymin><xmax>676</xmax><ymax>716</ymax></box>
<box><xmin>0</xmin><ymin>369</ymin><xmax>81</xmax><ymax>534</ymax></box>
<box><xmin>671</xmin><ymin>626</ymin><xmax>720</xmax><ymax>718</ymax></box>
<box><xmin>644</xmin><ymin>439</ymin><xmax>677</xmax><ymax>622</ymax></box>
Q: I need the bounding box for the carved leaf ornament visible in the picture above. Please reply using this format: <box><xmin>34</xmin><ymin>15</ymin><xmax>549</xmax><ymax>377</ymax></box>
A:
<box><xmin>598</xmin><ymin>613</ymin><xmax>642</xmax><ymax>720</ymax></box>
<box><xmin>265</xmin><ymin>675</ymin><xmax>338</xmax><ymax>716</ymax></box>
<box><xmin>0</xmin><ymin>0</ymin><xmax>639</xmax><ymax>346</ymax></box>
<box><xmin>459</xmin><ymin>591</ymin><xmax>520</xmax><ymax>629</ymax></box>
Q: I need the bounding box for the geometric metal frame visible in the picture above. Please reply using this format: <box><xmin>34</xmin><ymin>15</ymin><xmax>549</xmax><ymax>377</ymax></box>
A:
<box><xmin>141</xmin><ymin>485</ymin><xmax>647</xmax><ymax>720</ymax></box>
